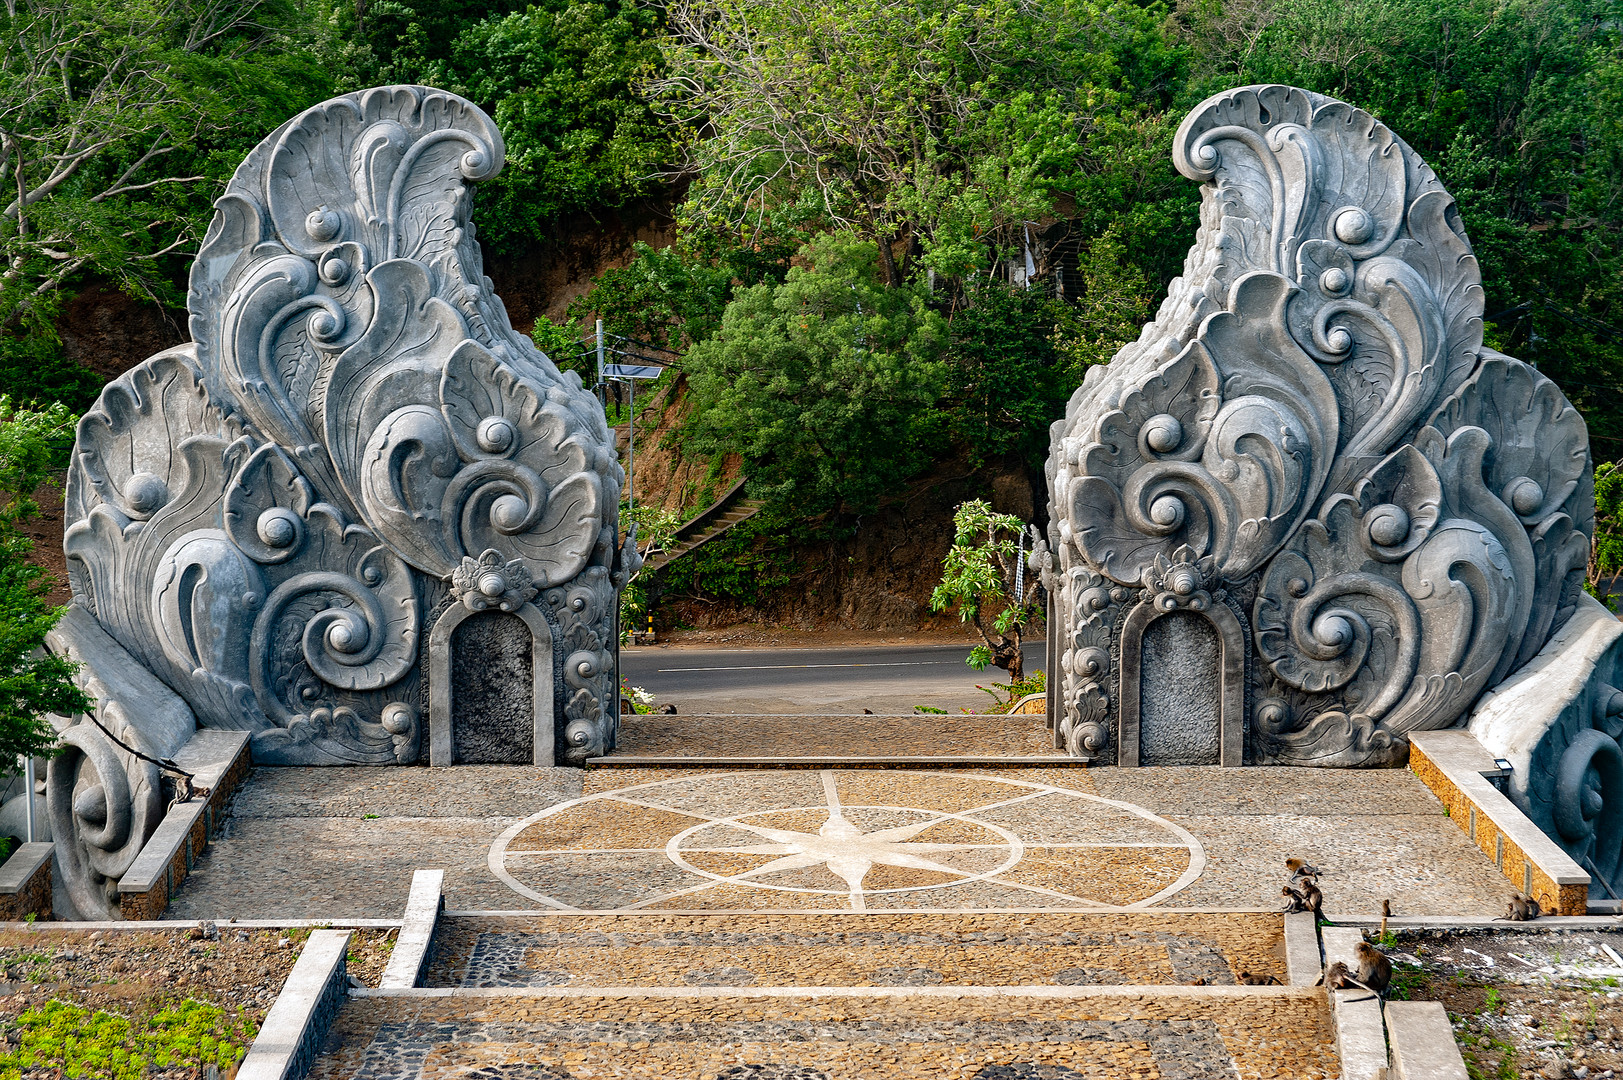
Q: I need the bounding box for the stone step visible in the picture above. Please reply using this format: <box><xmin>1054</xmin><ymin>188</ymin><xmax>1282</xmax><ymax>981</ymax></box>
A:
<box><xmin>317</xmin><ymin>984</ymin><xmax>1338</xmax><ymax>1079</ymax></box>
<box><xmin>421</xmin><ymin>911</ymin><xmax>1290</xmax><ymax>990</ymax></box>
<box><xmin>594</xmin><ymin>713</ymin><xmax>1069</xmax><ymax>766</ymax></box>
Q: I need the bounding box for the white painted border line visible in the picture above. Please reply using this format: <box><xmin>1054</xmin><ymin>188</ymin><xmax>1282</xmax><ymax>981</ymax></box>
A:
<box><xmin>379</xmin><ymin>870</ymin><xmax>443</xmax><ymax>990</ymax></box>
<box><xmin>587</xmin><ymin>756</ymin><xmax>1085</xmax><ymax>766</ymax></box>
<box><xmin>1332</xmin><ymin>915</ymin><xmax>1623</xmax><ymax>930</ymax></box>
<box><xmin>238</xmin><ymin>929</ymin><xmax>352</xmax><ymax>1080</ymax></box>
<box><xmin>352</xmin><ymin>983</ymin><xmax>1321</xmax><ymax>1001</ymax></box>
<box><xmin>442</xmin><ymin>907</ymin><xmax>1284</xmax><ymax>917</ymax></box>
<box><xmin>0</xmin><ymin>918</ymin><xmax>401</xmax><ymax>932</ymax></box>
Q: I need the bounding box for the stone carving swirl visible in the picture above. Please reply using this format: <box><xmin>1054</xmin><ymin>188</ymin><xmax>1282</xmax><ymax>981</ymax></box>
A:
<box><xmin>1047</xmin><ymin>85</ymin><xmax>1593</xmax><ymax>766</ymax></box>
<box><xmin>61</xmin><ymin>86</ymin><xmax>625</xmax><ymax>765</ymax></box>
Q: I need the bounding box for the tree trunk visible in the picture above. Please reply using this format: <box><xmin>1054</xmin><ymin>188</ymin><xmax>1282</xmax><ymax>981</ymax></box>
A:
<box><xmin>875</xmin><ymin>233</ymin><xmax>900</xmax><ymax>287</ymax></box>
<box><xmin>993</xmin><ymin>634</ymin><xmax>1023</xmax><ymax>681</ymax></box>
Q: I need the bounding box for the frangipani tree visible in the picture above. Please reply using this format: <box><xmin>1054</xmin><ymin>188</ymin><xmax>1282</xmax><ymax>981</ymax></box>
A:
<box><xmin>930</xmin><ymin>499</ymin><xmax>1041</xmax><ymax>683</ymax></box>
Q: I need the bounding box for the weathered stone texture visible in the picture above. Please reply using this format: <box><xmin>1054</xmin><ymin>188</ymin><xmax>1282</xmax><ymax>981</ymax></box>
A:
<box><xmin>1139</xmin><ymin>611</ymin><xmax>1221</xmax><ymax>767</ymax></box>
<box><xmin>54</xmin><ymin>85</ymin><xmax>632</xmax><ymax>772</ymax></box>
<box><xmin>452</xmin><ymin>611</ymin><xmax>535</xmax><ymax>764</ymax></box>
<box><xmin>1041</xmin><ymin>84</ymin><xmax>1593</xmax><ymax>769</ymax></box>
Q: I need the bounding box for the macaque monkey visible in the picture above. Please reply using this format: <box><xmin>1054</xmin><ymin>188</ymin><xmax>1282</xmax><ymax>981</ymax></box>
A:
<box><xmin>1286</xmin><ymin>857</ymin><xmax>1320</xmax><ymax>883</ymax></box>
<box><xmin>1353</xmin><ymin>941</ymin><xmax>1392</xmax><ymax>995</ymax></box>
<box><xmin>1238</xmin><ymin>971</ymin><xmax>1282</xmax><ymax>985</ymax></box>
<box><xmin>1499</xmin><ymin>893</ymin><xmax>1542</xmax><ymax>921</ymax></box>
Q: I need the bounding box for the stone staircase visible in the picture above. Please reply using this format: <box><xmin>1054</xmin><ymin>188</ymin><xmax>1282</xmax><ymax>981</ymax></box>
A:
<box><xmin>590</xmin><ymin>712</ymin><xmax>1079</xmax><ymax>767</ymax></box>
<box><xmin>641</xmin><ymin>479</ymin><xmax>767</xmax><ymax>576</ymax></box>
<box><xmin>316</xmin><ymin>909</ymin><xmax>1341</xmax><ymax>1080</ymax></box>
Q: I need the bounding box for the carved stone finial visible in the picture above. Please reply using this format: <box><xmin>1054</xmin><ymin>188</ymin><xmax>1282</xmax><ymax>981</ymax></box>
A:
<box><xmin>451</xmin><ymin>549</ymin><xmax>539</xmax><ymax>612</ymax></box>
<box><xmin>1047</xmin><ymin>84</ymin><xmax>1593</xmax><ymax>768</ymax></box>
<box><xmin>57</xmin><ymin>86</ymin><xmax>625</xmax><ymax>767</ymax></box>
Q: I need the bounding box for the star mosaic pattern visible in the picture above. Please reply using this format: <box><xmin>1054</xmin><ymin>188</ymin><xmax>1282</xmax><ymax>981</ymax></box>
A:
<box><xmin>489</xmin><ymin>771</ymin><xmax>1205</xmax><ymax>911</ymax></box>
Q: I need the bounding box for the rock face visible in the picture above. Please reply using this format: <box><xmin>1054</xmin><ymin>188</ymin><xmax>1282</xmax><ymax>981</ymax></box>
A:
<box><xmin>1041</xmin><ymin>84</ymin><xmax>1594</xmax><ymax>767</ymax></box>
<box><xmin>59</xmin><ymin>86</ymin><xmax>633</xmax><ymax>767</ymax></box>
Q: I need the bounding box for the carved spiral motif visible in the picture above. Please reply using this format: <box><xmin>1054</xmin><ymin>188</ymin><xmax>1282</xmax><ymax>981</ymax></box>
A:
<box><xmin>1149</xmin><ymin>496</ymin><xmax>1186</xmax><ymax>531</ymax></box>
<box><xmin>1141</xmin><ymin>414</ymin><xmax>1183</xmax><ymax>455</ymax></box>
<box><xmin>122</xmin><ymin>473</ymin><xmax>168</xmax><ymax>517</ymax></box>
<box><xmin>1555</xmin><ymin>729</ymin><xmax>1623</xmax><ymax>883</ymax></box>
<box><xmin>251</xmin><ymin>570</ymin><xmax>416</xmax><ymax>702</ymax></box>
<box><xmin>1319</xmin><ymin>267</ymin><xmax>1351</xmax><ymax>296</ymax></box>
<box><xmin>46</xmin><ymin>724</ymin><xmax>161</xmax><ymax>920</ymax></box>
<box><xmin>305</xmin><ymin>207</ymin><xmax>342</xmax><ymax>241</ymax></box>
<box><xmin>319</xmin><ymin>256</ymin><xmax>351</xmax><ymax>286</ymax></box>
<box><xmin>257</xmin><ymin>508</ymin><xmax>303</xmax><ymax>551</ymax></box>
<box><xmin>476</xmin><ymin>416</ymin><xmax>518</xmax><ymax>455</ymax></box>
<box><xmin>1333</xmin><ymin>207</ymin><xmax>1374</xmax><ymax>245</ymax></box>
<box><xmin>381</xmin><ymin>701</ymin><xmax>416</xmax><ymax>735</ymax></box>
<box><xmin>1364</xmin><ymin>504</ymin><xmax>1411</xmax><ymax>549</ymax></box>
<box><xmin>1069</xmin><ymin>646</ymin><xmax>1110</xmax><ymax>680</ymax></box>
<box><xmin>1505</xmin><ymin>476</ymin><xmax>1544</xmax><ymax>518</ymax></box>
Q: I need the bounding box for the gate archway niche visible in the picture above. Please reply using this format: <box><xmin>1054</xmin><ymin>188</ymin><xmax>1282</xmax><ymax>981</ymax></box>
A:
<box><xmin>1116</xmin><ymin>562</ymin><xmax>1246</xmax><ymax>768</ymax></box>
<box><xmin>428</xmin><ymin>551</ymin><xmax>556</xmax><ymax>766</ymax></box>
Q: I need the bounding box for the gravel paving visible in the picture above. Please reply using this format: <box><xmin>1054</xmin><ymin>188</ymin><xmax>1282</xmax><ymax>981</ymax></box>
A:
<box><xmin>421</xmin><ymin>912</ymin><xmax>1287</xmax><ymax>989</ymax></box>
<box><xmin>165</xmin><ymin>767</ymin><xmax>583</xmax><ymax>919</ymax></box>
<box><xmin>607</xmin><ymin>714</ymin><xmax>1056</xmax><ymax>758</ymax></box>
<box><xmin>310</xmin><ymin>990</ymin><xmax>1337</xmax><ymax>1080</ymax></box>
<box><xmin>167</xmin><ymin>761</ymin><xmax>1517</xmax><ymax>919</ymax></box>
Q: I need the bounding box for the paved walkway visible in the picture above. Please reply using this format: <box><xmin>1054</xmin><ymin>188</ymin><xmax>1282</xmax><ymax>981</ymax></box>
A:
<box><xmin>316</xmin><ymin>987</ymin><xmax>1337</xmax><ymax>1079</ymax></box>
<box><xmin>169</xmin><ymin>762</ymin><xmax>1516</xmax><ymax>920</ymax></box>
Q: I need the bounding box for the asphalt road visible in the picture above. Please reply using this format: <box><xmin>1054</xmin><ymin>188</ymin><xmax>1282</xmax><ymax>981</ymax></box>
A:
<box><xmin>619</xmin><ymin>641</ymin><xmax>1048</xmax><ymax>714</ymax></box>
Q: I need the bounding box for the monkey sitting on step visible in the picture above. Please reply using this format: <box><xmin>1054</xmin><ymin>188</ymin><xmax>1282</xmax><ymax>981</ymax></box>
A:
<box><xmin>1316</xmin><ymin>942</ymin><xmax>1392</xmax><ymax>999</ymax></box>
<box><xmin>1499</xmin><ymin>893</ymin><xmax>1542</xmax><ymax>921</ymax></box>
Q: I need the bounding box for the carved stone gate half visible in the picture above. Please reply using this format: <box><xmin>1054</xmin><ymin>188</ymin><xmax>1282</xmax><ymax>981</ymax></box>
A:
<box><xmin>428</xmin><ymin>550</ymin><xmax>556</xmax><ymax>766</ymax></box>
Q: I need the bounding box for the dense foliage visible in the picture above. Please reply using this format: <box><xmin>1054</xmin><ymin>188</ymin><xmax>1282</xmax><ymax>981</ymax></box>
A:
<box><xmin>1</xmin><ymin>0</ymin><xmax>1621</xmax><ymax>626</ymax></box>
<box><xmin>0</xmin><ymin>398</ymin><xmax>93</xmax><ymax>761</ymax></box>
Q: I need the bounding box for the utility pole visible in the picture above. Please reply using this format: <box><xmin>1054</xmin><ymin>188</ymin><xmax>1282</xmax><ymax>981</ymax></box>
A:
<box><xmin>595</xmin><ymin>319</ymin><xmax>605</xmax><ymax>406</ymax></box>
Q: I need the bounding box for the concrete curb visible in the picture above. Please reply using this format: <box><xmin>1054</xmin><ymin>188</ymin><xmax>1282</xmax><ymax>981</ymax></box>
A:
<box><xmin>0</xmin><ymin>842</ymin><xmax>54</xmax><ymax>921</ymax></box>
<box><xmin>379</xmin><ymin>870</ymin><xmax>443</xmax><ymax>990</ymax></box>
<box><xmin>442</xmin><ymin>906</ymin><xmax>1287</xmax><ymax>918</ymax></box>
<box><xmin>1409</xmin><ymin>729</ymin><xmax>1589</xmax><ymax>915</ymax></box>
<box><xmin>1284</xmin><ymin>911</ymin><xmax>1322</xmax><ymax>986</ymax></box>
<box><xmin>1323</xmin><ymin>927</ymin><xmax>1388</xmax><ymax>1080</ymax></box>
<box><xmin>237</xmin><ymin>929</ymin><xmax>352</xmax><ymax>1080</ymax></box>
<box><xmin>1386</xmin><ymin>999</ymin><xmax>1469</xmax><ymax>1079</ymax></box>
<box><xmin>1332</xmin><ymin>915</ymin><xmax>1623</xmax><ymax>930</ymax></box>
<box><xmin>118</xmin><ymin>730</ymin><xmax>254</xmax><ymax>919</ymax></box>
<box><xmin>586</xmin><ymin>755</ymin><xmax>1085</xmax><ymax>768</ymax></box>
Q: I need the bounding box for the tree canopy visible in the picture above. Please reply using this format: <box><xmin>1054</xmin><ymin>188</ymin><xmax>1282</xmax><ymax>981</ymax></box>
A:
<box><xmin>0</xmin><ymin>0</ymin><xmax>1619</xmax><ymax>560</ymax></box>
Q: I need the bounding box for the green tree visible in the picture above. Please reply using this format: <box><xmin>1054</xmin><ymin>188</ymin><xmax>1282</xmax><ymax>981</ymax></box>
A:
<box><xmin>0</xmin><ymin>0</ymin><xmax>333</xmax><ymax>405</ymax></box>
<box><xmin>930</xmin><ymin>499</ymin><xmax>1041</xmax><ymax>681</ymax></box>
<box><xmin>343</xmin><ymin>0</ymin><xmax>675</xmax><ymax>255</ymax></box>
<box><xmin>0</xmin><ymin>397</ymin><xmax>92</xmax><ymax>761</ymax></box>
<box><xmin>618</xmin><ymin>500</ymin><xmax>681</xmax><ymax>642</ymax></box>
<box><xmin>682</xmin><ymin>232</ymin><xmax>949</xmax><ymax>515</ymax></box>
<box><xmin>1178</xmin><ymin>0</ymin><xmax>1623</xmax><ymax>454</ymax></box>
<box><xmin>652</xmin><ymin>0</ymin><xmax>1185</xmax><ymax>286</ymax></box>
<box><xmin>1591</xmin><ymin>461</ymin><xmax>1623</xmax><ymax>606</ymax></box>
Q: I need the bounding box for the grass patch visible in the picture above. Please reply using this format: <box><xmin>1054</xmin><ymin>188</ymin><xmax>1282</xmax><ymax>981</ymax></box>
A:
<box><xmin>0</xmin><ymin>998</ymin><xmax>253</xmax><ymax>1080</ymax></box>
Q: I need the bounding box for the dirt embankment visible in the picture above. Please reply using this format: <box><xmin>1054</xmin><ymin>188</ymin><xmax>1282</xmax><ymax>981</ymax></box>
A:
<box><xmin>627</xmin><ymin>379</ymin><xmax>1048</xmax><ymax>634</ymax></box>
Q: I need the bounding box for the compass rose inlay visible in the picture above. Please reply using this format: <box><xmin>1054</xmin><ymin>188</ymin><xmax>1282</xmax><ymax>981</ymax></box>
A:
<box><xmin>491</xmin><ymin>769</ymin><xmax>1205</xmax><ymax>911</ymax></box>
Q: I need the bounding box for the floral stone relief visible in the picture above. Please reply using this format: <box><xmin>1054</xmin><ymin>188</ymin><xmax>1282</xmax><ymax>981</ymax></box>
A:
<box><xmin>59</xmin><ymin>86</ymin><xmax>635</xmax><ymax>767</ymax></box>
<box><xmin>1040</xmin><ymin>84</ymin><xmax>1593</xmax><ymax>767</ymax></box>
